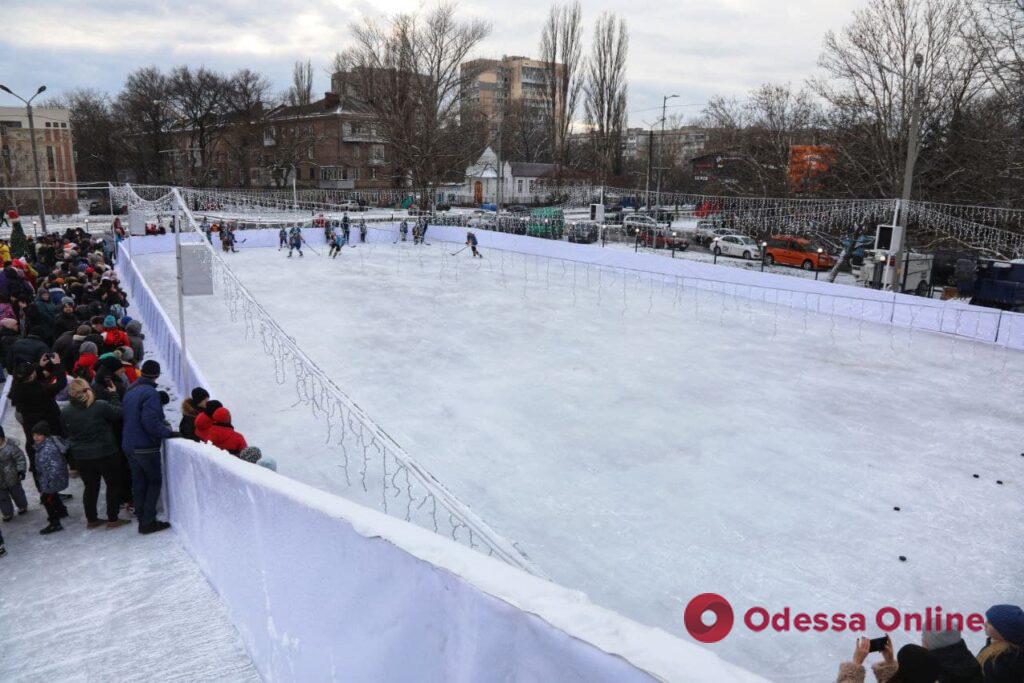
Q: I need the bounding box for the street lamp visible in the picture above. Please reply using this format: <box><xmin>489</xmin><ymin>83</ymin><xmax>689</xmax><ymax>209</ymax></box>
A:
<box><xmin>760</xmin><ymin>241</ymin><xmax>768</xmax><ymax>272</ymax></box>
<box><xmin>654</xmin><ymin>94</ymin><xmax>679</xmax><ymax>218</ymax></box>
<box><xmin>0</xmin><ymin>84</ymin><xmax>48</xmax><ymax>233</ymax></box>
<box><xmin>815</xmin><ymin>247</ymin><xmax>823</xmax><ymax>280</ymax></box>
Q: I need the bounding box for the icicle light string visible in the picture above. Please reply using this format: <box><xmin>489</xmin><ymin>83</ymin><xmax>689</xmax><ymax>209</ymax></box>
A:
<box><xmin>114</xmin><ymin>184</ymin><xmax>542</xmax><ymax>577</ymax></box>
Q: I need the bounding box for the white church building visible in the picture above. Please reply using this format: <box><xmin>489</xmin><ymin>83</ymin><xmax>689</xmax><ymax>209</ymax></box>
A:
<box><xmin>459</xmin><ymin>147</ymin><xmax>561</xmax><ymax>205</ymax></box>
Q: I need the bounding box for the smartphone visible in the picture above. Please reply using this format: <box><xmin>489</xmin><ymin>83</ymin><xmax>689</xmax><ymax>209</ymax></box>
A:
<box><xmin>868</xmin><ymin>635</ymin><xmax>890</xmax><ymax>653</ymax></box>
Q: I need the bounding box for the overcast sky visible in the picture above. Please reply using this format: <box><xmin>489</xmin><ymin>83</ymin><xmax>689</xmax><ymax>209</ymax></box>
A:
<box><xmin>0</xmin><ymin>0</ymin><xmax>864</xmax><ymax>124</ymax></box>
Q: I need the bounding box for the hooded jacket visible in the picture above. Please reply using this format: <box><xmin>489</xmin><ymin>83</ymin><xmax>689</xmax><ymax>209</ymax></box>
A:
<box><xmin>0</xmin><ymin>439</ymin><xmax>27</xmax><ymax>489</ymax></box>
<box><xmin>206</xmin><ymin>407</ymin><xmax>247</xmax><ymax>455</ymax></box>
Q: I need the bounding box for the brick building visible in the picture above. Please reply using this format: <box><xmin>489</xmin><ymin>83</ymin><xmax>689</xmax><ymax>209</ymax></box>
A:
<box><xmin>0</xmin><ymin>105</ymin><xmax>78</xmax><ymax>213</ymax></box>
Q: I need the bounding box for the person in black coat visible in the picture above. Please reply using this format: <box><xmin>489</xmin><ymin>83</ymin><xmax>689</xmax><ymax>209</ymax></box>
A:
<box><xmin>8</xmin><ymin>361</ymin><xmax>67</xmax><ymax>486</ymax></box>
<box><xmin>53</xmin><ymin>298</ymin><xmax>79</xmax><ymax>338</ymax></box>
<box><xmin>923</xmin><ymin>629</ymin><xmax>982</xmax><ymax>683</ymax></box>
<box><xmin>6</xmin><ymin>333</ymin><xmax>48</xmax><ymax>373</ymax></box>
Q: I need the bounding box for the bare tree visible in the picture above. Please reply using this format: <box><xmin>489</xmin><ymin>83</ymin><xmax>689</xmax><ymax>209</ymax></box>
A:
<box><xmin>540</xmin><ymin>1</ymin><xmax>583</xmax><ymax>174</ymax></box>
<box><xmin>288</xmin><ymin>59</ymin><xmax>314</xmax><ymax>106</ymax></box>
<box><xmin>51</xmin><ymin>89</ymin><xmax>125</xmax><ymax>182</ymax></box>
<box><xmin>702</xmin><ymin>83</ymin><xmax>822</xmax><ymax>195</ymax></box>
<box><xmin>113</xmin><ymin>66</ymin><xmax>171</xmax><ymax>183</ymax></box>
<box><xmin>335</xmin><ymin>2</ymin><xmax>491</xmax><ymax>198</ymax></box>
<box><xmin>167</xmin><ymin>66</ymin><xmax>232</xmax><ymax>185</ymax></box>
<box><xmin>583</xmin><ymin>12</ymin><xmax>629</xmax><ymax>182</ymax></box>
<box><xmin>814</xmin><ymin>0</ymin><xmax>986</xmax><ymax>198</ymax></box>
<box><xmin>499</xmin><ymin>99</ymin><xmax>551</xmax><ymax>163</ymax></box>
<box><xmin>223</xmin><ymin>69</ymin><xmax>273</xmax><ymax>187</ymax></box>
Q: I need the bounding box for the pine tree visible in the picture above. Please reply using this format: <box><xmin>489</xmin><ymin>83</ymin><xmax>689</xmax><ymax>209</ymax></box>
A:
<box><xmin>8</xmin><ymin>218</ymin><xmax>27</xmax><ymax>260</ymax></box>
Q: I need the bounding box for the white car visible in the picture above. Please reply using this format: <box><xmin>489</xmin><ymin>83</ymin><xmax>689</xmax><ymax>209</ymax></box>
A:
<box><xmin>623</xmin><ymin>215</ymin><xmax>657</xmax><ymax>235</ymax></box>
<box><xmin>337</xmin><ymin>200</ymin><xmax>364</xmax><ymax>212</ymax></box>
<box><xmin>711</xmin><ymin>234</ymin><xmax>761</xmax><ymax>260</ymax></box>
<box><xmin>467</xmin><ymin>210</ymin><xmax>495</xmax><ymax>228</ymax></box>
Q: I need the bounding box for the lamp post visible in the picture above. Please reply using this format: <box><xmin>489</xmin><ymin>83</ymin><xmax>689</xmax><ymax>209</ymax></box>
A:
<box><xmin>654</xmin><ymin>94</ymin><xmax>678</xmax><ymax>218</ymax></box>
<box><xmin>888</xmin><ymin>53</ymin><xmax>924</xmax><ymax>292</ymax></box>
<box><xmin>815</xmin><ymin>248</ymin><xmax>823</xmax><ymax>280</ymax></box>
<box><xmin>0</xmin><ymin>84</ymin><xmax>48</xmax><ymax>233</ymax></box>
<box><xmin>760</xmin><ymin>242</ymin><xmax>768</xmax><ymax>272</ymax></box>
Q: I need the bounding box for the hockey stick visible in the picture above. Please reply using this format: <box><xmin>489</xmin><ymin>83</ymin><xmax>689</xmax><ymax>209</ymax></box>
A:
<box><xmin>451</xmin><ymin>246</ymin><xmax>468</xmax><ymax>256</ymax></box>
<box><xmin>302</xmin><ymin>239</ymin><xmax>322</xmax><ymax>256</ymax></box>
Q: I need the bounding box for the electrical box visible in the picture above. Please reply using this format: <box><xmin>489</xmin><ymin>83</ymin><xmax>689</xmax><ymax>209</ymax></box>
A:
<box><xmin>590</xmin><ymin>203</ymin><xmax>605</xmax><ymax>223</ymax></box>
<box><xmin>874</xmin><ymin>223</ymin><xmax>903</xmax><ymax>252</ymax></box>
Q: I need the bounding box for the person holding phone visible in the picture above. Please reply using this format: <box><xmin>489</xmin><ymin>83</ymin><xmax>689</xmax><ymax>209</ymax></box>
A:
<box><xmin>837</xmin><ymin>636</ymin><xmax>898</xmax><ymax>682</ymax></box>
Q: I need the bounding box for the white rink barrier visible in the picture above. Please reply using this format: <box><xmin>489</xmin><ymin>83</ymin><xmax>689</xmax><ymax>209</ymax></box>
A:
<box><xmin>116</xmin><ymin>236</ymin><xmax>766</xmax><ymax>682</ymax></box>
<box><xmin>124</xmin><ymin>225</ymin><xmax>1024</xmax><ymax>350</ymax></box>
<box><xmin>165</xmin><ymin>439</ymin><xmax>766</xmax><ymax>682</ymax></box>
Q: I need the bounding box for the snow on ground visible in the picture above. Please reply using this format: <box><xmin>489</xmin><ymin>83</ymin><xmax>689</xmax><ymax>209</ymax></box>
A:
<box><xmin>135</xmin><ymin>240</ymin><xmax>1022</xmax><ymax>681</ymax></box>
<box><xmin>0</xmin><ymin>410</ymin><xmax>258</xmax><ymax>681</ymax></box>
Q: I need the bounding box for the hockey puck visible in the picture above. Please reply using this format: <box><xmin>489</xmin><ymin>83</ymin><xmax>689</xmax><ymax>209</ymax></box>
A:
<box><xmin>899</xmin><ymin>555</ymin><xmax>907</xmax><ymax>562</ymax></box>
<box><xmin>996</xmin><ymin>480</ymin><xmax>1004</xmax><ymax>485</ymax></box>
<box><xmin>893</xmin><ymin>506</ymin><xmax>901</xmax><ymax>511</ymax></box>
<box><xmin>973</xmin><ymin>474</ymin><xmax>980</xmax><ymax>479</ymax></box>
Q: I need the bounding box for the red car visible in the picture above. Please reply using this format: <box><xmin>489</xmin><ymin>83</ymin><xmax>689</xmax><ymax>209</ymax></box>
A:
<box><xmin>639</xmin><ymin>227</ymin><xmax>689</xmax><ymax>250</ymax></box>
<box><xmin>764</xmin><ymin>235</ymin><xmax>835</xmax><ymax>270</ymax></box>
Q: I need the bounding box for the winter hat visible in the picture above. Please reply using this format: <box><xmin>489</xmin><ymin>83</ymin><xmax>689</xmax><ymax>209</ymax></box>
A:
<box><xmin>103</xmin><ymin>315</ymin><xmax>116</xmax><ymax>328</ymax></box>
<box><xmin>61</xmin><ymin>297</ymin><xmax>75</xmax><ymax>307</ymax></box>
<box><xmin>75</xmin><ymin>324</ymin><xmax>91</xmax><ymax>336</ymax></box>
<box><xmin>120</xmin><ymin>347</ymin><xmax>134</xmax><ymax>362</ymax></box>
<box><xmin>140</xmin><ymin>360</ymin><xmax>161</xmax><ymax>378</ymax></box>
<box><xmin>31</xmin><ymin>421</ymin><xmax>51</xmax><ymax>437</ymax></box>
<box><xmin>893</xmin><ymin>644</ymin><xmax>943</xmax><ymax>683</ymax></box>
<box><xmin>97</xmin><ymin>355</ymin><xmax>122</xmax><ymax>374</ymax></box>
<box><xmin>986</xmin><ymin>605</ymin><xmax>1024</xmax><ymax>645</ymax></box>
<box><xmin>203</xmin><ymin>400</ymin><xmax>223</xmax><ymax>418</ymax></box>
<box><xmin>125</xmin><ymin>320</ymin><xmax>142</xmax><ymax>335</ymax></box>
<box><xmin>212</xmin><ymin>406</ymin><xmax>232</xmax><ymax>426</ymax></box>
<box><xmin>110</xmin><ymin>304</ymin><xmax>125</xmax><ymax>320</ymax></box>
<box><xmin>191</xmin><ymin>387</ymin><xmax>210</xmax><ymax>404</ymax></box>
<box><xmin>79</xmin><ymin>341</ymin><xmax>98</xmax><ymax>356</ymax></box>
<box><xmin>922</xmin><ymin>628</ymin><xmax>962</xmax><ymax>650</ymax></box>
<box><xmin>239</xmin><ymin>447</ymin><xmax>262</xmax><ymax>464</ymax></box>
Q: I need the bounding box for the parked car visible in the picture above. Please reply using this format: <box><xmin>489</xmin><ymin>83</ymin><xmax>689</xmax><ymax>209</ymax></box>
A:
<box><xmin>506</xmin><ymin>204</ymin><xmax>530</xmax><ymax>215</ymax></box>
<box><xmin>764</xmin><ymin>235</ymin><xmax>836</xmax><ymax>270</ymax></box>
<box><xmin>88</xmin><ymin>200</ymin><xmax>109</xmax><ymax>215</ymax></box>
<box><xmin>467</xmin><ymin>210</ymin><xmax>495</xmax><ymax>229</ymax></box>
<box><xmin>622</xmin><ymin>214</ymin><xmax>657</xmax><ymax>236</ymax></box>
<box><xmin>567</xmin><ymin>221</ymin><xmax>599</xmax><ymax>244</ymax></box>
<box><xmin>711</xmin><ymin>234</ymin><xmax>761</xmax><ymax>259</ymax></box>
<box><xmin>337</xmin><ymin>200</ymin><xmax>366</xmax><ymax>212</ymax></box>
<box><xmin>408</xmin><ymin>207</ymin><xmax>432</xmax><ymax>217</ymax></box>
<box><xmin>639</xmin><ymin>227</ymin><xmax>689</xmax><ymax>251</ymax></box>
<box><xmin>969</xmin><ymin>260</ymin><xmax>1024</xmax><ymax>311</ymax></box>
<box><xmin>694</xmin><ymin>218</ymin><xmax>727</xmax><ymax>245</ymax></box>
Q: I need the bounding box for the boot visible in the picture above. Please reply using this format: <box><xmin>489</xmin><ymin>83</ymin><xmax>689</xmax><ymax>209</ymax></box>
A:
<box><xmin>40</xmin><ymin>522</ymin><xmax>63</xmax><ymax>535</ymax></box>
<box><xmin>107</xmin><ymin>518</ymin><xmax>131</xmax><ymax>530</ymax></box>
<box><xmin>87</xmin><ymin>520</ymin><xmax>105</xmax><ymax>529</ymax></box>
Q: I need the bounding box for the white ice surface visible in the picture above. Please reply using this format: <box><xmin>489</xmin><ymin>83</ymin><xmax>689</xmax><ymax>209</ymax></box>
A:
<box><xmin>0</xmin><ymin>414</ymin><xmax>258</xmax><ymax>681</ymax></box>
<box><xmin>134</xmin><ymin>242</ymin><xmax>1024</xmax><ymax>681</ymax></box>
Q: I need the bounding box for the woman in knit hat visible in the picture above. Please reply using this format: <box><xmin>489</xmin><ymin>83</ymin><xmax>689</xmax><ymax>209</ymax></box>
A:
<box><xmin>978</xmin><ymin>604</ymin><xmax>1024</xmax><ymax>681</ymax></box>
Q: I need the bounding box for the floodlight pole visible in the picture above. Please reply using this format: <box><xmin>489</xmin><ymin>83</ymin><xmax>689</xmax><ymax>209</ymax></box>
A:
<box><xmin>889</xmin><ymin>54</ymin><xmax>924</xmax><ymax>292</ymax></box>
<box><xmin>654</xmin><ymin>94</ymin><xmax>678</xmax><ymax>216</ymax></box>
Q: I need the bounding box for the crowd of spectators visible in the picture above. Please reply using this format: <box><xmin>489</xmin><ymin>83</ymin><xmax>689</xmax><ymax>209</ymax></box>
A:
<box><xmin>0</xmin><ymin>225</ymin><xmax>270</xmax><ymax>558</ymax></box>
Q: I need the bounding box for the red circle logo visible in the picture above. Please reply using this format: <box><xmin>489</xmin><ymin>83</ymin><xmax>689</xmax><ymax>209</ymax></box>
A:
<box><xmin>684</xmin><ymin>593</ymin><xmax>734</xmax><ymax>643</ymax></box>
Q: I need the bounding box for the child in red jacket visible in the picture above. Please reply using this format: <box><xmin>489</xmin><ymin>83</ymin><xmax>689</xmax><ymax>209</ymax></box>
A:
<box><xmin>207</xmin><ymin>406</ymin><xmax>247</xmax><ymax>455</ymax></box>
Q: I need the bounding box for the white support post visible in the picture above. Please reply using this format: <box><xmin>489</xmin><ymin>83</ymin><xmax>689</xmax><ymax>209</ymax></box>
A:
<box><xmin>173</xmin><ymin>201</ymin><xmax>190</xmax><ymax>395</ymax></box>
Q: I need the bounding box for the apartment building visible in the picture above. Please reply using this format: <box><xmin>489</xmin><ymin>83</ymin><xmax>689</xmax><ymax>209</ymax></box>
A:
<box><xmin>461</xmin><ymin>55</ymin><xmax>558</xmax><ymax>125</ymax></box>
<box><xmin>0</xmin><ymin>106</ymin><xmax>78</xmax><ymax>212</ymax></box>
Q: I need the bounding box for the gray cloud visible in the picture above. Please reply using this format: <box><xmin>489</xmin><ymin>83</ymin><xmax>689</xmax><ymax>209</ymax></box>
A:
<box><xmin>0</xmin><ymin>0</ymin><xmax>863</xmax><ymax>120</ymax></box>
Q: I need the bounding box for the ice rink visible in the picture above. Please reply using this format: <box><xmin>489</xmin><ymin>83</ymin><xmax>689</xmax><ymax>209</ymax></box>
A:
<box><xmin>134</xmin><ymin>240</ymin><xmax>1024</xmax><ymax>680</ymax></box>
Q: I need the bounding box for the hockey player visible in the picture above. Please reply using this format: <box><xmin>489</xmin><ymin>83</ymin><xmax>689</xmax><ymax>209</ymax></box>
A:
<box><xmin>342</xmin><ymin>220</ymin><xmax>351</xmax><ymax>246</ymax></box>
<box><xmin>329</xmin><ymin>230</ymin><xmax>345</xmax><ymax>258</ymax></box>
<box><xmin>278</xmin><ymin>226</ymin><xmax>287</xmax><ymax>250</ymax></box>
<box><xmin>287</xmin><ymin>227</ymin><xmax>304</xmax><ymax>258</ymax></box>
<box><xmin>419</xmin><ymin>216</ymin><xmax>429</xmax><ymax>244</ymax></box>
<box><xmin>466</xmin><ymin>231</ymin><xmax>481</xmax><ymax>258</ymax></box>
<box><xmin>399</xmin><ymin>220</ymin><xmax>409</xmax><ymax>242</ymax></box>
<box><xmin>359</xmin><ymin>219</ymin><xmax>367</xmax><ymax>243</ymax></box>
